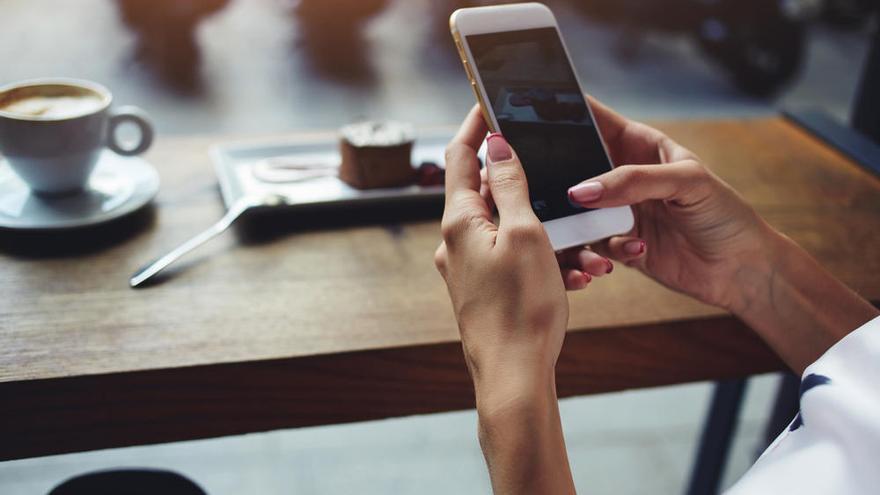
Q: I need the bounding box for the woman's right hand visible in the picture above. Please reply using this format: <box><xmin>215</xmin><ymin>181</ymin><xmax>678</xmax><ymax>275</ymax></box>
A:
<box><xmin>564</xmin><ymin>97</ymin><xmax>879</xmax><ymax>374</ymax></box>
<box><xmin>562</xmin><ymin>98</ymin><xmax>778</xmax><ymax>314</ymax></box>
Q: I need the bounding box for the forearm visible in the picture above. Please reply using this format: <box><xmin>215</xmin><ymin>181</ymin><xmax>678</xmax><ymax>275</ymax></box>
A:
<box><xmin>474</xmin><ymin>372</ymin><xmax>576</xmax><ymax>495</ymax></box>
<box><xmin>732</xmin><ymin>227</ymin><xmax>879</xmax><ymax>374</ymax></box>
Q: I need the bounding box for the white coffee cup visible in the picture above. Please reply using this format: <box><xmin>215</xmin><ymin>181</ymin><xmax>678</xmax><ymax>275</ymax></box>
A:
<box><xmin>0</xmin><ymin>78</ymin><xmax>154</xmax><ymax>195</ymax></box>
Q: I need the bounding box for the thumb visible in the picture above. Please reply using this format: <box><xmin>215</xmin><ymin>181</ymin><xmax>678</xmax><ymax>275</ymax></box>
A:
<box><xmin>485</xmin><ymin>133</ymin><xmax>535</xmax><ymax>224</ymax></box>
<box><xmin>567</xmin><ymin>160</ymin><xmax>711</xmax><ymax>208</ymax></box>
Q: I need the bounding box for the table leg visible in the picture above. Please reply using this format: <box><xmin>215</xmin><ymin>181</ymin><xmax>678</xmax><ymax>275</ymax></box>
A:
<box><xmin>758</xmin><ymin>372</ymin><xmax>800</xmax><ymax>457</ymax></box>
<box><xmin>684</xmin><ymin>378</ymin><xmax>748</xmax><ymax>495</ymax></box>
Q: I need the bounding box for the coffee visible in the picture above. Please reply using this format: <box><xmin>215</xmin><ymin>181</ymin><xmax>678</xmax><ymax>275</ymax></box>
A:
<box><xmin>0</xmin><ymin>85</ymin><xmax>106</xmax><ymax>120</ymax></box>
<box><xmin>0</xmin><ymin>79</ymin><xmax>153</xmax><ymax>194</ymax></box>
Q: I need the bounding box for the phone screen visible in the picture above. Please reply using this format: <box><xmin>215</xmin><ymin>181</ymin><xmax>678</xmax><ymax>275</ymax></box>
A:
<box><xmin>466</xmin><ymin>27</ymin><xmax>612</xmax><ymax>222</ymax></box>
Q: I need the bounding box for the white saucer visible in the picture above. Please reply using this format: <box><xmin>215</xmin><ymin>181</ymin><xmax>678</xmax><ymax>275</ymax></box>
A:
<box><xmin>0</xmin><ymin>151</ymin><xmax>160</xmax><ymax>230</ymax></box>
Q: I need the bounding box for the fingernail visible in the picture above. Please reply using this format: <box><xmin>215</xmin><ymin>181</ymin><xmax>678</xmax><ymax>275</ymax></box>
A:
<box><xmin>568</xmin><ymin>181</ymin><xmax>603</xmax><ymax>203</ymax></box>
<box><xmin>623</xmin><ymin>240</ymin><xmax>646</xmax><ymax>255</ymax></box>
<box><xmin>582</xmin><ymin>271</ymin><xmax>592</xmax><ymax>284</ymax></box>
<box><xmin>604</xmin><ymin>258</ymin><xmax>614</xmax><ymax>274</ymax></box>
<box><xmin>486</xmin><ymin>133</ymin><xmax>512</xmax><ymax>162</ymax></box>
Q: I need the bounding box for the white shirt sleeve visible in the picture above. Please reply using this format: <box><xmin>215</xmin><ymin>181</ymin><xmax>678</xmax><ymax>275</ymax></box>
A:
<box><xmin>725</xmin><ymin>315</ymin><xmax>880</xmax><ymax>495</ymax></box>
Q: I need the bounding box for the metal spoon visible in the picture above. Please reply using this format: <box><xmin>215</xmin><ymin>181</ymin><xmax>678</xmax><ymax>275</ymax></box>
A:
<box><xmin>129</xmin><ymin>194</ymin><xmax>284</xmax><ymax>288</ymax></box>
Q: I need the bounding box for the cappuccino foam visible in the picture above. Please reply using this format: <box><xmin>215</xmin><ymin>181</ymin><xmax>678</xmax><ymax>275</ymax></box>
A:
<box><xmin>1</xmin><ymin>94</ymin><xmax>105</xmax><ymax>119</ymax></box>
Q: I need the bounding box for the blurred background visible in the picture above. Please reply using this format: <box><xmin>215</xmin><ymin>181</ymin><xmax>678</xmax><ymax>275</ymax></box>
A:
<box><xmin>0</xmin><ymin>0</ymin><xmax>875</xmax><ymax>493</ymax></box>
<box><xmin>0</xmin><ymin>0</ymin><xmax>873</xmax><ymax>133</ymax></box>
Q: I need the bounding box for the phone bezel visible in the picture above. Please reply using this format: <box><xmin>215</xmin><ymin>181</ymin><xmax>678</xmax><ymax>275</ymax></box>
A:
<box><xmin>450</xmin><ymin>3</ymin><xmax>634</xmax><ymax>251</ymax></box>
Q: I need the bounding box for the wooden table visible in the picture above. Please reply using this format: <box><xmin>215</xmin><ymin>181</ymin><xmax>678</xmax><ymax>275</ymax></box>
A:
<box><xmin>2</xmin><ymin>118</ymin><xmax>879</xmax><ymax>461</ymax></box>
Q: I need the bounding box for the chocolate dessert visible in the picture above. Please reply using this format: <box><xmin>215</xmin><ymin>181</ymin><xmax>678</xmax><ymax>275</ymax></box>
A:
<box><xmin>339</xmin><ymin>121</ymin><xmax>416</xmax><ymax>189</ymax></box>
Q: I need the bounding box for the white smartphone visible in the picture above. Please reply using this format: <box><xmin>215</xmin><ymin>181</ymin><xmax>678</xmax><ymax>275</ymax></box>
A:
<box><xmin>450</xmin><ymin>2</ymin><xmax>634</xmax><ymax>251</ymax></box>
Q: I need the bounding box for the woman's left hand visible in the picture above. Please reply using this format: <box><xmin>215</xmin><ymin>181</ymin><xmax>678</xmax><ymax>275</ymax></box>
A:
<box><xmin>435</xmin><ymin>105</ymin><xmax>578</xmax><ymax>495</ymax></box>
<box><xmin>435</xmin><ymin>106</ymin><xmax>577</xmax><ymax>409</ymax></box>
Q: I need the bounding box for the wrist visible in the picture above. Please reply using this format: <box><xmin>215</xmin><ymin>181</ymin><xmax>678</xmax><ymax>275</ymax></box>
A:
<box><xmin>476</xmin><ymin>372</ymin><xmax>558</xmax><ymax>442</ymax></box>
<box><xmin>727</xmin><ymin>225</ymin><xmax>878</xmax><ymax>372</ymax></box>
<box><xmin>474</xmin><ymin>370</ymin><xmax>575</xmax><ymax>495</ymax></box>
<box><xmin>473</xmin><ymin>364</ymin><xmax>557</xmax><ymax>427</ymax></box>
<box><xmin>726</xmin><ymin>223</ymin><xmax>790</xmax><ymax>318</ymax></box>
<box><xmin>463</xmin><ymin>336</ymin><xmax>560</xmax><ymax>412</ymax></box>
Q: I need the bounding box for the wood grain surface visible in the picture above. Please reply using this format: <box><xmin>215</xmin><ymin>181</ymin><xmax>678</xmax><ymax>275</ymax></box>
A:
<box><xmin>1</xmin><ymin>118</ymin><xmax>878</xmax><ymax>460</ymax></box>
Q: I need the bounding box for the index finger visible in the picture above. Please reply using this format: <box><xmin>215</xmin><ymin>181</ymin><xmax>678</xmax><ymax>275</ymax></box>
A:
<box><xmin>455</xmin><ymin>104</ymin><xmax>489</xmax><ymax>152</ymax></box>
<box><xmin>444</xmin><ymin>104</ymin><xmax>488</xmax><ymax>204</ymax></box>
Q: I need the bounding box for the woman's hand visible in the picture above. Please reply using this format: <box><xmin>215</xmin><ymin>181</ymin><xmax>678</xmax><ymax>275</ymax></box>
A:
<box><xmin>562</xmin><ymin>98</ymin><xmax>775</xmax><ymax>313</ymax></box>
<box><xmin>435</xmin><ymin>106</ymin><xmax>570</xmax><ymax>407</ymax></box>
<box><xmin>435</xmin><ymin>105</ymin><xmax>577</xmax><ymax>495</ymax></box>
<box><xmin>564</xmin><ymin>97</ymin><xmax>878</xmax><ymax>373</ymax></box>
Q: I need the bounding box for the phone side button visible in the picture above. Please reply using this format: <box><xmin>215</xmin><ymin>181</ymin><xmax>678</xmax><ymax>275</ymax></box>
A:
<box><xmin>462</xmin><ymin>60</ymin><xmax>474</xmax><ymax>79</ymax></box>
<box><xmin>469</xmin><ymin>82</ymin><xmax>490</xmax><ymax>125</ymax></box>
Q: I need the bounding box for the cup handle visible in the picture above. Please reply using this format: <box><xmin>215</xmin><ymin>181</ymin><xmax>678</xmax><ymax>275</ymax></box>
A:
<box><xmin>107</xmin><ymin>106</ymin><xmax>154</xmax><ymax>156</ymax></box>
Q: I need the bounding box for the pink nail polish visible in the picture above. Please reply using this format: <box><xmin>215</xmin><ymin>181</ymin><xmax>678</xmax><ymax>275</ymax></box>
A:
<box><xmin>604</xmin><ymin>258</ymin><xmax>614</xmax><ymax>274</ymax></box>
<box><xmin>623</xmin><ymin>240</ymin><xmax>645</xmax><ymax>255</ymax></box>
<box><xmin>486</xmin><ymin>133</ymin><xmax>512</xmax><ymax>162</ymax></box>
<box><xmin>568</xmin><ymin>181</ymin><xmax>603</xmax><ymax>203</ymax></box>
<box><xmin>583</xmin><ymin>271</ymin><xmax>592</xmax><ymax>284</ymax></box>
